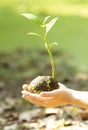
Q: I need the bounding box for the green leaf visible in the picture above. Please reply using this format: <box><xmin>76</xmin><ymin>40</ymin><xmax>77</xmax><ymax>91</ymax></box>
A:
<box><xmin>46</xmin><ymin>17</ymin><xmax>58</xmax><ymax>34</ymax></box>
<box><xmin>49</xmin><ymin>42</ymin><xmax>58</xmax><ymax>48</ymax></box>
<box><xmin>21</xmin><ymin>13</ymin><xmax>41</xmax><ymax>25</ymax></box>
<box><xmin>43</xmin><ymin>16</ymin><xmax>51</xmax><ymax>24</ymax></box>
<box><xmin>27</xmin><ymin>32</ymin><xmax>43</xmax><ymax>39</ymax></box>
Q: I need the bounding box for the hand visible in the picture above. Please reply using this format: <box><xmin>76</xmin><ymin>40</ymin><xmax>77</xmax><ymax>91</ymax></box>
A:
<box><xmin>21</xmin><ymin>83</ymin><xmax>73</xmax><ymax>107</ymax></box>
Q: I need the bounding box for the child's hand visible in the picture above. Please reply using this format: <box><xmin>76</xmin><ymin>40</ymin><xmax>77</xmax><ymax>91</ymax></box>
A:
<box><xmin>21</xmin><ymin>83</ymin><xmax>73</xmax><ymax>107</ymax></box>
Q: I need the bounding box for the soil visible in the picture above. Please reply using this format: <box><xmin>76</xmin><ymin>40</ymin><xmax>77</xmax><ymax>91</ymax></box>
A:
<box><xmin>29</xmin><ymin>76</ymin><xmax>59</xmax><ymax>94</ymax></box>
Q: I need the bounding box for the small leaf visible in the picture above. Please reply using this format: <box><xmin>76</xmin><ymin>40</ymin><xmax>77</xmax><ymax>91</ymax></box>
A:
<box><xmin>21</xmin><ymin>13</ymin><xmax>41</xmax><ymax>25</ymax></box>
<box><xmin>43</xmin><ymin>16</ymin><xmax>51</xmax><ymax>24</ymax></box>
<box><xmin>46</xmin><ymin>17</ymin><xmax>58</xmax><ymax>34</ymax></box>
<box><xmin>49</xmin><ymin>42</ymin><xmax>58</xmax><ymax>48</ymax></box>
<box><xmin>27</xmin><ymin>32</ymin><xmax>43</xmax><ymax>39</ymax></box>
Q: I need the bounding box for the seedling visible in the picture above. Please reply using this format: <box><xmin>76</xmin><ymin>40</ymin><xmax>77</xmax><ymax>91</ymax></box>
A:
<box><xmin>22</xmin><ymin>13</ymin><xmax>59</xmax><ymax>94</ymax></box>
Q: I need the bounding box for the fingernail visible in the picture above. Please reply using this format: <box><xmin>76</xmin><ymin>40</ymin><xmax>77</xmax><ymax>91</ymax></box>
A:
<box><xmin>22</xmin><ymin>84</ymin><xmax>27</xmax><ymax>89</ymax></box>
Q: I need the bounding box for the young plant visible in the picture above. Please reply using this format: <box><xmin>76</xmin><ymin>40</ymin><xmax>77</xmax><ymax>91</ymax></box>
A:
<box><xmin>22</xmin><ymin>13</ymin><xmax>59</xmax><ymax>94</ymax></box>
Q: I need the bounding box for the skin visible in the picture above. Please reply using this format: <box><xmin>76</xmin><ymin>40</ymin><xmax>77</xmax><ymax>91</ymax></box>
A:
<box><xmin>21</xmin><ymin>83</ymin><xmax>88</xmax><ymax>109</ymax></box>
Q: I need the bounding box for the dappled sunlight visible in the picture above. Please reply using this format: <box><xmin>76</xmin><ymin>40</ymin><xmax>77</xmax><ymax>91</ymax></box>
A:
<box><xmin>37</xmin><ymin>5</ymin><xmax>88</xmax><ymax>18</ymax></box>
<box><xmin>0</xmin><ymin>0</ymin><xmax>88</xmax><ymax>17</ymax></box>
<box><xmin>79</xmin><ymin>7</ymin><xmax>88</xmax><ymax>18</ymax></box>
<box><xmin>17</xmin><ymin>3</ymin><xmax>88</xmax><ymax>18</ymax></box>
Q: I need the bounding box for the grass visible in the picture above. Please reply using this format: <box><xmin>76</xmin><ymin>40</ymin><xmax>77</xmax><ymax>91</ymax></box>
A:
<box><xmin>0</xmin><ymin>0</ymin><xmax>88</xmax><ymax>72</ymax></box>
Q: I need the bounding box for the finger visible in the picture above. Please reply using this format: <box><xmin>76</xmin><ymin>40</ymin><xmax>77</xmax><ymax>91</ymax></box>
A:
<box><xmin>40</xmin><ymin>91</ymin><xmax>54</xmax><ymax>97</ymax></box>
<box><xmin>22</xmin><ymin>94</ymin><xmax>43</xmax><ymax>106</ymax></box>
<box><xmin>21</xmin><ymin>90</ymin><xmax>29</xmax><ymax>94</ymax></box>
<box><xmin>22</xmin><ymin>91</ymin><xmax>52</xmax><ymax>106</ymax></box>
<box><xmin>22</xmin><ymin>90</ymin><xmax>44</xmax><ymax>102</ymax></box>
<box><xmin>22</xmin><ymin>93</ymin><xmax>46</xmax><ymax>106</ymax></box>
<box><xmin>58</xmin><ymin>83</ymin><xmax>67</xmax><ymax>89</ymax></box>
<box><xmin>39</xmin><ymin>89</ymin><xmax>57</xmax><ymax>98</ymax></box>
<box><xmin>22</xmin><ymin>84</ymin><xmax>29</xmax><ymax>91</ymax></box>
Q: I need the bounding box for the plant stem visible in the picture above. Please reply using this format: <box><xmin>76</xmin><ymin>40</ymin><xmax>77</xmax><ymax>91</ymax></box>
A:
<box><xmin>41</xmin><ymin>26</ymin><xmax>56</xmax><ymax>78</ymax></box>
<box><xmin>45</xmin><ymin>41</ymin><xmax>56</xmax><ymax>78</ymax></box>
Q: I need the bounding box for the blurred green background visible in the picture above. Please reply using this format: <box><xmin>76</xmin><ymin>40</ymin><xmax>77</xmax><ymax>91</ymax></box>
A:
<box><xmin>0</xmin><ymin>0</ymin><xmax>88</xmax><ymax>72</ymax></box>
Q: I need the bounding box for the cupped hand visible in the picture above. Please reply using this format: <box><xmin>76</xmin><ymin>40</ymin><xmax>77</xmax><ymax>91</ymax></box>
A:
<box><xmin>21</xmin><ymin>83</ymin><xmax>73</xmax><ymax>107</ymax></box>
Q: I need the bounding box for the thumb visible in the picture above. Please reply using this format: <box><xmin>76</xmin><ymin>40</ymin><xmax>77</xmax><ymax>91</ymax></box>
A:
<box><xmin>40</xmin><ymin>83</ymin><xmax>67</xmax><ymax>97</ymax></box>
<box><xmin>22</xmin><ymin>84</ymin><xmax>29</xmax><ymax>91</ymax></box>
